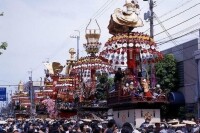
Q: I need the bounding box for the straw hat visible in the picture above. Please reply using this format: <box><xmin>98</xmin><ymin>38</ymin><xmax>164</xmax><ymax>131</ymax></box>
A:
<box><xmin>172</xmin><ymin>124</ymin><xmax>186</xmax><ymax>128</ymax></box>
<box><xmin>81</xmin><ymin>119</ymin><xmax>92</xmax><ymax>122</ymax></box>
<box><xmin>182</xmin><ymin>120</ymin><xmax>196</xmax><ymax>125</ymax></box>
<box><xmin>78</xmin><ymin>121</ymin><xmax>84</xmax><ymax>124</ymax></box>
<box><xmin>167</xmin><ymin>119</ymin><xmax>179</xmax><ymax>124</ymax></box>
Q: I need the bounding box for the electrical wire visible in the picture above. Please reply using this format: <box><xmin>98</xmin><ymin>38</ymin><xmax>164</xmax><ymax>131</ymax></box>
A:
<box><xmin>154</xmin><ymin>13</ymin><xmax>179</xmax><ymax>47</ymax></box>
<box><xmin>154</xmin><ymin>3</ymin><xmax>200</xmax><ymax>27</ymax></box>
<box><xmin>47</xmin><ymin>0</ymin><xmax>117</xmax><ymax>62</ymax></box>
<box><xmin>77</xmin><ymin>0</ymin><xmax>116</xmax><ymax>31</ymax></box>
<box><xmin>157</xmin><ymin>28</ymin><xmax>199</xmax><ymax>45</ymax></box>
<box><xmin>161</xmin><ymin>40</ymin><xmax>200</xmax><ymax>75</ymax></box>
<box><xmin>154</xmin><ymin>14</ymin><xmax>200</xmax><ymax>37</ymax></box>
<box><xmin>158</xmin><ymin>0</ymin><xmax>195</xmax><ymax>18</ymax></box>
<box><xmin>143</xmin><ymin>0</ymin><xmax>197</xmax><ymax>33</ymax></box>
<box><xmin>28</xmin><ymin>0</ymin><xmax>116</xmax><ymax>77</ymax></box>
<box><xmin>93</xmin><ymin>0</ymin><xmax>115</xmax><ymax>19</ymax></box>
<box><xmin>156</xmin><ymin>22</ymin><xmax>200</xmax><ymax>42</ymax></box>
<box><xmin>47</xmin><ymin>0</ymin><xmax>118</xmax><ymax>63</ymax></box>
<box><xmin>91</xmin><ymin>0</ymin><xmax>112</xmax><ymax>19</ymax></box>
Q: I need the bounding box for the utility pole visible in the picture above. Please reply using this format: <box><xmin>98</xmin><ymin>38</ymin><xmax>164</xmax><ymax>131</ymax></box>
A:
<box><xmin>144</xmin><ymin>0</ymin><xmax>155</xmax><ymax>38</ymax></box>
<box><xmin>149</xmin><ymin>0</ymin><xmax>154</xmax><ymax>39</ymax></box>
<box><xmin>40</xmin><ymin>77</ymin><xmax>42</xmax><ymax>91</ymax></box>
<box><xmin>144</xmin><ymin>0</ymin><xmax>156</xmax><ymax>88</ymax></box>
<box><xmin>70</xmin><ymin>30</ymin><xmax>80</xmax><ymax>61</ymax></box>
<box><xmin>28</xmin><ymin>70</ymin><xmax>35</xmax><ymax>121</ymax></box>
<box><xmin>10</xmin><ymin>90</ymin><xmax>13</xmax><ymax>117</ymax></box>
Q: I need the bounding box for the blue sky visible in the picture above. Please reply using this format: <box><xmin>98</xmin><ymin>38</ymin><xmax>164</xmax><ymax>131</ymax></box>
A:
<box><xmin>0</xmin><ymin>0</ymin><xmax>199</xmax><ymax>98</ymax></box>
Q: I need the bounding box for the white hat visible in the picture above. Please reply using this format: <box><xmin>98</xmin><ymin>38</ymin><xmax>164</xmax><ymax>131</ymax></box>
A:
<box><xmin>176</xmin><ymin>130</ymin><xmax>184</xmax><ymax>133</ymax></box>
<box><xmin>126</xmin><ymin>83</ymin><xmax>129</xmax><ymax>87</ymax></box>
<box><xmin>70</xmin><ymin>119</ymin><xmax>76</xmax><ymax>123</ymax></box>
<box><xmin>78</xmin><ymin>121</ymin><xmax>84</xmax><ymax>124</ymax></box>
<box><xmin>160</xmin><ymin>124</ymin><xmax>165</xmax><ymax>128</ymax></box>
<box><xmin>98</xmin><ymin>124</ymin><xmax>103</xmax><ymax>129</ymax></box>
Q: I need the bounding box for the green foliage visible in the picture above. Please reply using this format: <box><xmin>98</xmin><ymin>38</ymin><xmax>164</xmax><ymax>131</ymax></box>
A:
<box><xmin>95</xmin><ymin>73</ymin><xmax>113</xmax><ymax>100</ymax></box>
<box><xmin>178</xmin><ymin>106</ymin><xmax>186</xmax><ymax>119</ymax></box>
<box><xmin>155</xmin><ymin>54</ymin><xmax>178</xmax><ymax>91</ymax></box>
<box><xmin>99</xmin><ymin>73</ymin><xmax>108</xmax><ymax>84</ymax></box>
<box><xmin>0</xmin><ymin>42</ymin><xmax>8</xmax><ymax>55</ymax></box>
<box><xmin>107</xmin><ymin>77</ymin><xmax>114</xmax><ymax>87</ymax></box>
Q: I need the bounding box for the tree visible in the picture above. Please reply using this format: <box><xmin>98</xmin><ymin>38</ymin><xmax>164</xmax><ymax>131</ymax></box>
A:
<box><xmin>0</xmin><ymin>42</ymin><xmax>8</xmax><ymax>55</ymax></box>
<box><xmin>155</xmin><ymin>54</ymin><xmax>178</xmax><ymax>92</ymax></box>
<box><xmin>95</xmin><ymin>73</ymin><xmax>112</xmax><ymax>100</ymax></box>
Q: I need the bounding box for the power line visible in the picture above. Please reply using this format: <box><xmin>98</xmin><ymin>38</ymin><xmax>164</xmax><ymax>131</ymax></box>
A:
<box><xmin>163</xmin><ymin>41</ymin><xmax>198</xmax><ymax>55</ymax></box>
<box><xmin>47</xmin><ymin>0</ymin><xmax>116</xmax><ymax>62</ymax></box>
<box><xmin>29</xmin><ymin>0</ymin><xmax>115</xmax><ymax>75</ymax></box>
<box><xmin>156</xmin><ymin>22</ymin><xmax>200</xmax><ymax>42</ymax></box>
<box><xmin>0</xmin><ymin>85</ymin><xmax>18</xmax><ymax>87</ymax></box>
<box><xmin>154</xmin><ymin>13</ymin><xmax>179</xmax><ymax>47</ymax></box>
<box><xmin>154</xmin><ymin>14</ymin><xmax>200</xmax><ymax>37</ymax></box>
<box><xmin>157</xmin><ymin>28</ymin><xmax>199</xmax><ymax>46</ymax></box>
<box><xmin>91</xmin><ymin>0</ymin><xmax>114</xmax><ymax>19</ymax></box>
<box><xmin>28</xmin><ymin>0</ymin><xmax>116</xmax><ymax>83</ymax></box>
<box><xmin>144</xmin><ymin>2</ymin><xmax>200</xmax><ymax>33</ymax></box>
<box><xmin>91</xmin><ymin>0</ymin><xmax>112</xmax><ymax>19</ymax></box>
<box><xmin>94</xmin><ymin>0</ymin><xmax>116</xmax><ymax>19</ymax></box>
<box><xmin>77</xmin><ymin>0</ymin><xmax>115</xmax><ymax>31</ymax></box>
<box><xmin>143</xmin><ymin>0</ymin><xmax>196</xmax><ymax>33</ymax></box>
<box><xmin>154</xmin><ymin>3</ymin><xmax>200</xmax><ymax>27</ymax></box>
<box><xmin>159</xmin><ymin>0</ymin><xmax>195</xmax><ymax>18</ymax></box>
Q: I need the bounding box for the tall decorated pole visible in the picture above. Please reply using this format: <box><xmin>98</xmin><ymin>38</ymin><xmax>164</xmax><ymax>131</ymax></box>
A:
<box><xmin>71</xmin><ymin>20</ymin><xmax>113</xmax><ymax>101</ymax></box>
<box><xmin>84</xmin><ymin>19</ymin><xmax>101</xmax><ymax>81</ymax></box>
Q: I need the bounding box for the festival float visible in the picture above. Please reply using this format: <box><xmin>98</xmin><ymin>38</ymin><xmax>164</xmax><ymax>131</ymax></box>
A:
<box><xmin>70</xmin><ymin>20</ymin><xmax>114</xmax><ymax>119</ymax></box>
<box><xmin>11</xmin><ymin>81</ymin><xmax>31</xmax><ymax>119</ymax></box>
<box><xmin>99</xmin><ymin>0</ymin><xmax>168</xmax><ymax>127</ymax></box>
<box><xmin>41</xmin><ymin>51</ymin><xmax>79</xmax><ymax>118</ymax></box>
<box><xmin>55</xmin><ymin>49</ymin><xmax>79</xmax><ymax>118</ymax></box>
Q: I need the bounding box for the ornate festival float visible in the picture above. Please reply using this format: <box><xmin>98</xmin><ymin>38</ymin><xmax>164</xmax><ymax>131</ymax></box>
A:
<box><xmin>42</xmin><ymin>50</ymin><xmax>79</xmax><ymax>118</ymax></box>
<box><xmin>99</xmin><ymin>0</ymin><xmax>168</xmax><ymax>127</ymax></box>
<box><xmin>11</xmin><ymin>81</ymin><xmax>31</xmax><ymax>119</ymax></box>
<box><xmin>70</xmin><ymin>20</ymin><xmax>114</xmax><ymax>119</ymax></box>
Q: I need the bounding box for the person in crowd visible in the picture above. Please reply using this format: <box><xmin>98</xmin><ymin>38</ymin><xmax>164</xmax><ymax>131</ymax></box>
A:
<box><xmin>167</xmin><ymin>124</ymin><xmax>176</xmax><ymax>133</ymax></box>
<box><xmin>113</xmin><ymin>67</ymin><xmax>125</xmax><ymax>92</ymax></box>
<box><xmin>159</xmin><ymin>124</ymin><xmax>167</xmax><ymax>133</ymax></box>
<box><xmin>104</xmin><ymin>119</ymin><xmax>118</xmax><ymax>133</ymax></box>
<box><xmin>114</xmin><ymin>67</ymin><xmax>124</xmax><ymax>83</ymax></box>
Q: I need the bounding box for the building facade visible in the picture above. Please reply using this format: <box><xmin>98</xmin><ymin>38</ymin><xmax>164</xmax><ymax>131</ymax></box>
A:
<box><xmin>163</xmin><ymin>37</ymin><xmax>200</xmax><ymax>118</ymax></box>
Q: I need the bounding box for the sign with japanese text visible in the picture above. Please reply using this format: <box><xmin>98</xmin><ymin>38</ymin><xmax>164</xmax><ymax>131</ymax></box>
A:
<box><xmin>0</xmin><ymin>87</ymin><xmax>6</xmax><ymax>101</ymax></box>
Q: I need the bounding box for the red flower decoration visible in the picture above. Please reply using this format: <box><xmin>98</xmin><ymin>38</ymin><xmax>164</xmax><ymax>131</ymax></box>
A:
<box><xmin>143</xmin><ymin>49</ymin><xmax>147</xmax><ymax>53</ymax></box>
